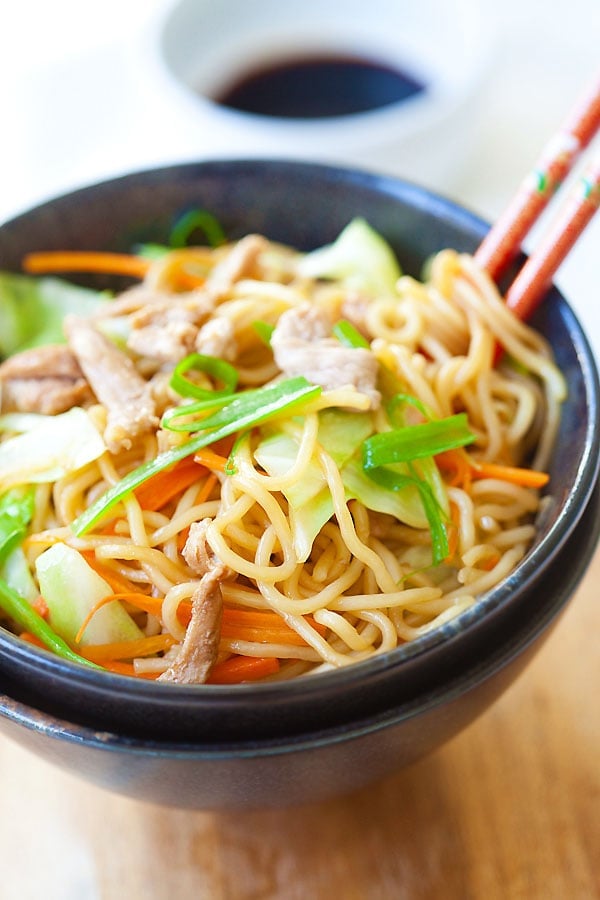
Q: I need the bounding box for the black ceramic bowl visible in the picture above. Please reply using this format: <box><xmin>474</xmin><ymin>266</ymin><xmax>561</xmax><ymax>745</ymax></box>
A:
<box><xmin>0</xmin><ymin>160</ymin><xmax>598</xmax><ymax>809</ymax></box>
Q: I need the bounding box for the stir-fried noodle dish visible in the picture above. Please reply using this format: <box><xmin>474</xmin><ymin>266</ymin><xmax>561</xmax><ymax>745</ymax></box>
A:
<box><xmin>0</xmin><ymin>217</ymin><xmax>565</xmax><ymax>684</ymax></box>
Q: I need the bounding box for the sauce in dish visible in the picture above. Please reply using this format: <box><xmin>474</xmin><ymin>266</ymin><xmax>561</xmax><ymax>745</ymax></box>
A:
<box><xmin>212</xmin><ymin>54</ymin><xmax>426</xmax><ymax>119</ymax></box>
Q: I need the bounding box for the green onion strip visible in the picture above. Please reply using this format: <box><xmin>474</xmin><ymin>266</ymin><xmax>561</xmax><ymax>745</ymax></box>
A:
<box><xmin>72</xmin><ymin>377</ymin><xmax>321</xmax><ymax>535</ymax></box>
<box><xmin>362</xmin><ymin>412</ymin><xmax>475</xmax><ymax>565</ymax></box>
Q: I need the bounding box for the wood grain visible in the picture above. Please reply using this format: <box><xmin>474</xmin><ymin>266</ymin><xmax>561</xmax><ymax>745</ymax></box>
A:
<box><xmin>1</xmin><ymin>544</ymin><xmax>599</xmax><ymax>900</ymax></box>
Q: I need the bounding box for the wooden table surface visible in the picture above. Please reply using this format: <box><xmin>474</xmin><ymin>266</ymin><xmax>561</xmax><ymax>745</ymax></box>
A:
<box><xmin>1</xmin><ymin>537</ymin><xmax>598</xmax><ymax>900</ymax></box>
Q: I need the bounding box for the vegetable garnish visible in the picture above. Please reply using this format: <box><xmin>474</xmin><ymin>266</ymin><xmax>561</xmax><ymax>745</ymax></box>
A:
<box><xmin>163</xmin><ymin>375</ymin><xmax>319</xmax><ymax>433</ymax></box>
<box><xmin>0</xmin><ymin>576</ymin><xmax>100</xmax><ymax>667</ymax></box>
<box><xmin>133</xmin><ymin>456</ymin><xmax>208</xmax><ymax>511</ymax></box>
<box><xmin>332</xmin><ymin>319</ymin><xmax>370</xmax><ymax>349</ymax></box>
<box><xmin>360</xmin><ymin>414</ymin><xmax>475</xmax><ymax>566</ymax></box>
<box><xmin>0</xmin><ymin>487</ymin><xmax>35</xmax><ymax>563</ymax></box>
<box><xmin>362</xmin><ymin>414</ymin><xmax>475</xmax><ymax>469</ymax></box>
<box><xmin>435</xmin><ymin>450</ymin><xmax>550</xmax><ymax>490</ymax></box>
<box><xmin>169</xmin><ymin>353</ymin><xmax>239</xmax><ymax>400</ymax></box>
<box><xmin>169</xmin><ymin>209</ymin><xmax>226</xmax><ymax>249</ymax></box>
<box><xmin>252</xmin><ymin>320</ymin><xmax>275</xmax><ymax>346</ymax></box>
<box><xmin>22</xmin><ymin>251</ymin><xmax>151</xmax><ymax>279</ymax></box>
<box><xmin>365</xmin><ymin>464</ymin><xmax>450</xmax><ymax>564</ymax></box>
<box><xmin>469</xmin><ymin>461</ymin><xmax>550</xmax><ymax>488</ymax></box>
<box><xmin>72</xmin><ymin>377</ymin><xmax>321</xmax><ymax>535</ymax></box>
<box><xmin>207</xmin><ymin>655</ymin><xmax>280</xmax><ymax>684</ymax></box>
<box><xmin>80</xmin><ymin>634</ymin><xmax>177</xmax><ymax>663</ymax></box>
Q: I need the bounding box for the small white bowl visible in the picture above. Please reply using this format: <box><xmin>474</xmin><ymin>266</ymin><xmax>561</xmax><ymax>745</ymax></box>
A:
<box><xmin>136</xmin><ymin>0</ymin><xmax>495</xmax><ymax>192</ymax></box>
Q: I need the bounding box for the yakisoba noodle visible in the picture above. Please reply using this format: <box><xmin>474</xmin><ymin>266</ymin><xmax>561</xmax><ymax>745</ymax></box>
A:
<box><xmin>0</xmin><ymin>220</ymin><xmax>565</xmax><ymax>683</ymax></box>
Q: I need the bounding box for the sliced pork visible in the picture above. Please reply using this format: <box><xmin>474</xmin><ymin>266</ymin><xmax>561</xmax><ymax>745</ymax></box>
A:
<box><xmin>64</xmin><ymin>316</ymin><xmax>158</xmax><ymax>453</ymax></box>
<box><xmin>271</xmin><ymin>303</ymin><xmax>380</xmax><ymax>407</ymax></box>
<box><xmin>158</xmin><ymin>567</ymin><xmax>225</xmax><ymax>684</ymax></box>
<box><xmin>0</xmin><ymin>344</ymin><xmax>92</xmax><ymax>414</ymax></box>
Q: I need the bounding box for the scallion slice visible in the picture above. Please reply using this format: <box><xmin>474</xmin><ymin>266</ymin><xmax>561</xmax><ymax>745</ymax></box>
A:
<box><xmin>169</xmin><ymin>353</ymin><xmax>238</xmax><ymax>400</ymax></box>
<box><xmin>332</xmin><ymin>319</ymin><xmax>370</xmax><ymax>349</ymax></box>
<box><xmin>363</xmin><ymin>414</ymin><xmax>475</xmax><ymax>469</ymax></box>
<box><xmin>72</xmin><ymin>377</ymin><xmax>321</xmax><ymax>535</ymax></box>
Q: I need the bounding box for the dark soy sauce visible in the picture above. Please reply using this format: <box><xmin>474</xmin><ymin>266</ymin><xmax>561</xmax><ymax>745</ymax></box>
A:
<box><xmin>213</xmin><ymin>54</ymin><xmax>426</xmax><ymax>119</ymax></box>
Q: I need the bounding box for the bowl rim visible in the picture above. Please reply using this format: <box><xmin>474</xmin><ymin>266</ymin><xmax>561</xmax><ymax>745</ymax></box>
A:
<box><xmin>0</xmin><ymin>157</ymin><xmax>598</xmax><ymax>710</ymax></box>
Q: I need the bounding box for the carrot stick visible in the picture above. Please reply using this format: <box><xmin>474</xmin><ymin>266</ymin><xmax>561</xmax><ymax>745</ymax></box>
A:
<box><xmin>22</xmin><ymin>250</ymin><xmax>151</xmax><ymax>279</ymax></box>
<box><xmin>469</xmin><ymin>461</ymin><xmax>550</xmax><ymax>488</ymax></box>
<box><xmin>101</xmin><ymin>660</ymin><xmax>160</xmax><ymax>679</ymax></box>
<box><xmin>220</xmin><ymin>608</ymin><xmax>328</xmax><ymax>646</ymax></box>
<box><xmin>31</xmin><ymin>595</ymin><xmax>49</xmax><ymax>619</ymax></box>
<box><xmin>134</xmin><ymin>456</ymin><xmax>207</xmax><ymax>511</ymax></box>
<box><xmin>207</xmin><ymin>655</ymin><xmax>280</xmax><ymax>684</ymax></box>
<box><xmin>436</xmin><ymin>451</ymin><xmax>549</xmax><ymax>489</ymax></box>
<box><xmin>435</xmin><ymin>449</ymin><xmax>472</xmax><ymax>491</ymax></box>
<box><xmin>80</xmin><ymin>552</ymin><xmax>138</xmax><ymax>594</ymax></box>
<box><xmin>443</xmin><ymin>501</ymin><xmax>460</xmax><ymax>563</ymax></box>
<box><xmin>80</xmin><ymin>633</ymin><xmax>177</xmax><ymax>663</ymax></box>
<box><xmin>193</xmin><ymin>448</ymin><xmax>230</xmax><ymax>472</ymax></box>
<box><xmin>19</xmin><ymin>631</ymin><xmax>46</xmax><ymax>649</ymax></box>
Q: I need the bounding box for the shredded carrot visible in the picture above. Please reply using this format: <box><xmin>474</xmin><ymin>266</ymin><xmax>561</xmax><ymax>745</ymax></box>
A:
<box><xmin>100</xmin><ymin>660</ymin><xmax>160</xmax><ymax>679</ymax></box>
<box><xmin>443</xmin><ymin>501</ymin><xmax>460</xmax><ymax>563</ymax></box>
<box><xmin>480</xmin><ymin>553</ymin><xmax>501</xmax><ymax>571</ymax></box>
<box><xmin>171</xmin><ymin>270</ymin><xmax>205</xmax><ymax>291</ymax></box>
<box><xmin>81</xmin><ymin>551</ymin><xmax>138</xmax><ymax>594</ymax></box>
<box><xmin>80</xmin><ymin>633</ymin><xmax>177</xmax><ymax>663</ymax></box>
<box><xmin>207</xmin><ymin>655</ymin><xmax>280</xmax><ymax>684</ymax></box>
<box><xmin>192</xmin><ymin>447</ymin><xmax>230</xmax><ymax>473</ymax></box>
<box><xmin>193</xmin><ymin>471</ymin><xmax>219</xmax><ymax>505</ymax></box>
<box><xmin>19</xmin><ymin>631</ymin><xmax>46</xmax><ymax>649</ymax></box>
<box><xmin>31</xmin><ymin>595</ymin><xmax>49</xmax><ymax>619</ymax></box>
<box><xmin>436</xmin><ymin>450</ymin><xmax>549</xmax><ymax>490</ymax></box>
<box><xmin>134</xmin><ymin>456</ymin><xmax>208</xmax><ymax>511</ymax></box>
<box><xmin>220</xmin><ymin>608</ymin><xmax>327</xmax><ymax>646</ymax></box>
<box><xmin>435</xmin><ymin>449</ymin><xmax>472</xmax><ymax>491</ymax></box>
<box><xmin>22</xmin><ymin>250</ymin><xmax>151</xmax><ymax>279</ymax></box>
<box><xmin>74</xmin><ymin>582</ymin><xmax>329</xmax><ymax>653</ymax></box>
<box><xmin>104</xmin><ymin>655</ymin><xmax>279</xmax><ymax>682</ymax></box>
<box><xmin>469</xmin><ymin>461</ymin><xmax>550</xmax><ymax>488</ymax></box>
<box><xmin>74</xmin><ymin>591</ymin><xmax>159</xmax><ymax>644</ymax></box>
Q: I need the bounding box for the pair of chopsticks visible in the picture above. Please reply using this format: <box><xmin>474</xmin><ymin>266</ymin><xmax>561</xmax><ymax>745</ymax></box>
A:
<box><xmin>474</xmin><ymin>73</ymin><xmax>600</xmax><ymax>321</ymax></box>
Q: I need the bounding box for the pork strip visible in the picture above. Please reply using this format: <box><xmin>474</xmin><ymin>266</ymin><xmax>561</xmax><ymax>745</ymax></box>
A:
<box><xmin>64</xmin><ymin>316</ymin><xmax>158</xmax><ymax>452</ymax></box>
<box><xmin>158</xmin><ymin>567</ymin><xmax>225</xmax><ymax>684</ymax></box>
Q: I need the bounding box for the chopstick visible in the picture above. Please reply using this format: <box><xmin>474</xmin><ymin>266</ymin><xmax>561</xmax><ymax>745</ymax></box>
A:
<box><xmin>474</xmin><ymin>74</ymin><xmax>600</xmax><ymax>287</ymax></box>
<box><xmin>504</xmin><ymin>156</ymin><xmax>600</xmax><ymax>320</ymax></box>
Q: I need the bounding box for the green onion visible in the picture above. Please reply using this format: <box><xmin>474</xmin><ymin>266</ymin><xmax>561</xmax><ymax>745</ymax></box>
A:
<box><xmin>169</xmin><ymin>353</ymin><xmax>238</xmax><ymax>400</ymax></box>
<box><xmin>365</xmin><ymin>465</ymin><xmax>449</xmax><ymax>564</ymax></box>
<box><xmin>252</xmin><ymin>320</ymin><xmax>275</xmax><ymax>346</ymax></box>
<box><xmin>363</xmin><ymin>414</ymin><xmax>475</xmax><ymax>469</ymax></box>
<box><xmin>134</xmin><ymin>243</ymin><xmax>170</xmax><ymax>260</ymax></box>
<box><xmin>386</xmin><ymin>393</ymin><xmax>433</xmax><ymax>427</ymax></box>
<box><xmin>332</xmin><ymin>319</ymin><xmax>370</xmax><ymax>349</ymax></box>
<box><xmin>72</xmin><ymin>377</ymin><xmax>321</xmax><ymax>535</ymax></box>
<box><xmin>0</xmin><ymin>576</ymin><xmax>100</xmax><ymax>668</ymax></box>
<box><xmin>162</xmin><ymin>395</ymin><xmax>237</xmax><ymax>432</ymax></box>
<box><xmin>170</xmin><ymin>209</ymin><xmax>226</xmax><ymax>249</ymax></box>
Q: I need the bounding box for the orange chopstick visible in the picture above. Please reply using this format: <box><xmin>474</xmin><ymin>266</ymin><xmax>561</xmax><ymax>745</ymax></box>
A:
<box><xmin>505</xmin><ymin>157</ymin><xmax>600</xmax><ymax>320</ymax></box>
<box><xmin>475</xmin><ymin>73</ymin><xmax>600</xmax><ymax>283</ymax></box>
